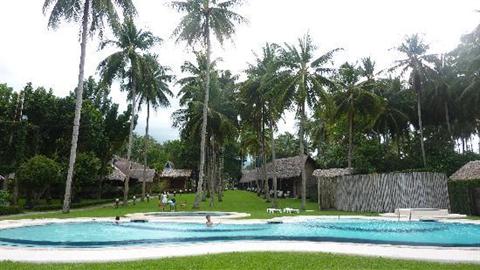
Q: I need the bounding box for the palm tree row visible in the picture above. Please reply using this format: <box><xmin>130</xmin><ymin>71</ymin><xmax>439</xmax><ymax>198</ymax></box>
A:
<box><xmin>43</xmin><ymin>0</ymin><xmax>480</xmax><ymax>211</ymax></box>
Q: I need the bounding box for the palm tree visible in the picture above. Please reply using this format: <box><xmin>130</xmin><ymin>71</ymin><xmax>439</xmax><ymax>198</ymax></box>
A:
<box><xmin>390</xmin><ymin>34</ymin><xmax>436</xmax><ymax>167</ymax></box>
<box><xmin>279</xmin><ymin>33</ymin><xmax>341</xmax><ymax>210</ymax></box>
<box><xmin>171</xmin><ymin>0</ymin><xmax>246</xmax><ymax>208</ymax></box>
<box><xmin>240</xmin><ymin>43</ymin><xmax>286</xmax><ymax>205</ymax></box>
<box><xmin>43</xmin><ymin>0</ymin><xmax>136</xmax><ymax>213</ymax></box>
<box><xmin>173</xmin><ymin>53</ymin><xmax>237</xmax><ymax>205</ymax></box>
<box><xmin>333</xmin><ymin>62</ymin><xmax>384</xmax><ymax>168</ymax></box>
<box><xmin>137</xmin><ymin>54</ymin><xmax>173</xmax><ymax>201</ymax></box>
<box><xmin>97</xmin><ymin>18</ymin><xmax>160</xmax><ymax>205</ymax></box>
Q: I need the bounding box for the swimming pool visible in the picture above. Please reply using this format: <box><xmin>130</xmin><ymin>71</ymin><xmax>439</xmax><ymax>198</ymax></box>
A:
<box><xmin>0</xmin><ymin>219</ymin><xmax>479</xmax><ymax>248</ymax></box>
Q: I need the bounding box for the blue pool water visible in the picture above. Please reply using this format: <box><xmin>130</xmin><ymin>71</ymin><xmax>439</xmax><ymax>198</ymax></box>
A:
<box><xmin>0</xmin><ymin>219</ymin><xmax>479</xmax><ymax>248</ymax></box>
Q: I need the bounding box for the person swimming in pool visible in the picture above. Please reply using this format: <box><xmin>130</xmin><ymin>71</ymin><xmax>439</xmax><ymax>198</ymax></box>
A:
<box><xmin>206</xmin><ymin>215</ymin><xmax>214</xmax><ymax>227</ymax></box>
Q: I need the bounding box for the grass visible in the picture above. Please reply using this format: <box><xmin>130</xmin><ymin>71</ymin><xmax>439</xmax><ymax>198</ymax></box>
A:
<box><xmin>1</xmin><ymin>252</ymin><xmax>479</xmax><ymax>270</ymax></box>
<box><xmin>0</xmin><ymin>190</ymin><xmax>376</xmax><ymax>220</ymax></box>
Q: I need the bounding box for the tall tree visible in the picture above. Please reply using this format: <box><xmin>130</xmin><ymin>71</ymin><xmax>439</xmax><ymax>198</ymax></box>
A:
<box><xmin>280</xmin><ymin>33</ymin><xmax>341</xmax><ymax>209</ymax></box>
<box><xmin>171</xmin><ymin>0</ymin><xmax>246</xmax><ymax>208</ymax></box>
<box><xmin>333</xmin><ymin>62</ymin><xmax>384</xmax><ymax>168</ymax></box>
<box><xmin>174</xmin><ymin>54</ymin><xmax>237</xmax><ymax>204</ymax></box>
<box><xmin>98</xmin><ymin>18</ymin><xmax>159</xmax><ymax>205</ymax></box>
<box><xmin>390</xmin><ymin>34</ymin><xmax>435</xmax><ymax>167</ymax></box>
<box><xmin>43</xmin><ymin>0</ymin><xmax>136</xmax><ymax>213</ymax></box>
<box><xmin>137</xmin><ymin>54</ymin><xmax>173</xmax><ymax>201</ymax></box>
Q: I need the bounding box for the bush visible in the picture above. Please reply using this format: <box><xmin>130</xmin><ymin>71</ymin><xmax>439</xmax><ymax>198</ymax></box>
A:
<box><xmin>448</xmin><ymin>179</ymin><xmax>480</xmax><ymax>215</ymax></box>
<box><xmin>0</xmin><ymin>206</ymin><xmax>22</xmax><ymax>216</ymax></box>
<box><xmin>17</xmin><ymin>155</ymin><xmax>61</xmax><ymax>207</ymax></box>
<box><xmin>29</xmin><ymin>199</ymin><xmax>113</xmax><ymax>212</ymax></box>
<box><xmin>0</xmin><ymin>190</ymin><xmax>10</xmax><ymax>206</ymax></box>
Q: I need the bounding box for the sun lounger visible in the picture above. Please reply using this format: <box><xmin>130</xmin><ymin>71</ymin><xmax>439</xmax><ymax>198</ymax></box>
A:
<box><xmin>267</xmin><ymin>208</ymin><xmax>282</xmax><ymax>214</ymax></box>
<box><xmin>283</xmin><ymin>207</ymin><xmax>300</xmax><ymax>214</ymax></box>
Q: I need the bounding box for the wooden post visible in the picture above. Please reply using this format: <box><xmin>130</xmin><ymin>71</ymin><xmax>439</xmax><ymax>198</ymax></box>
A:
<box><xmin>317</xmin><ymin>177</ymin><xmax>321</xmax><ymax>210</ymax></box>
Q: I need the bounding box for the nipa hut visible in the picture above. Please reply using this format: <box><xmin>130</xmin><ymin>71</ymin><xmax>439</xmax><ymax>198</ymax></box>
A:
<box><xmin>158</xmin><ymin>161</ymin><xmax>193</xmax><ymax>191</ymax></box>
<box><xmin>450</xmin><ymin>160</ymin><xmax>480</xmax><ymax>181</ymax></box>
<box><xmin>449</xmin><ymin>160</ymin><xmax>480</xmax><ymax>215</ymax></box>
<box><xmin>240</xmin><ymin>155</ymin><xmax>317</xmax><ymax>198</ymax></box>
<box><xmin>107</xmin><ymin>157</ymin><xmax>156</xmax><ymax>185</ymax></box>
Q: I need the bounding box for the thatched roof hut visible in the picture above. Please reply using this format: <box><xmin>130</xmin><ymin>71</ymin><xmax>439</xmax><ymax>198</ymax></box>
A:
<box><xmin>106</xmin><ymin>164</ymin><xmax>127</xmax><ymax>181</ymax></box>
<box><xmin>107</xmin><ymin>158</ymin><xmax>156</xmax><ymax>183</ymax></box>
<box><xmin>158</xmin><ymin>162</ymin><xmax>193</xmax><ymax>191</ymax></box>
<box><xmin>313</xmin><ymin>168</ymin><xmax>354</xmax><ymax>178</ymax></box>
<box><xmin>239</xmin><ymin>169</ymin><xmax>258</xmax><ymax>183</ymax></box>
<box><xmin>240</xmin><ymin>155</ymin><xmax>316</xmax><ymax>183</ymax></box>
<box><xmin>450</xmin><ymin>160</ymin><xmax>480</xmax><ymax>181</ymax></box>
<box><xmin>158</xmin><ymin>169</ymin><xmax>192</xmax><ymax>178</ymax></box>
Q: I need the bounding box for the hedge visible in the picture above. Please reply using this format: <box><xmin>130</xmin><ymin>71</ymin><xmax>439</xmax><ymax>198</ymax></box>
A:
<box><xmin>448</xmin><ymin>179</ymin><xmax>480</xmax><ymax>215</ymax></box>
<box><xmin>29</xmin><ymin>199</ymin><xmax>113</xmax><ymax>212</ymax></box>
<box><xmin>0</xmin><ymin>206</ymin><xmax>23</xmax><ymax>216</ymax></box>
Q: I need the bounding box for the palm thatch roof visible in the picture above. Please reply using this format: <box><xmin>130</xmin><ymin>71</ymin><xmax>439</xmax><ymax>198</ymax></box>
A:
<box><xmin>240</xmin><ymin>155</ymin><xmax>315</xmax><ymax>183</ymax></box>
<box><xmin>107</xmin><ymin>158</ymin><xmax>156</xmax><ymax>183</ymax></box>
<box><xmin>313</xmin><ymin>168</ymin><xmax>354</xmax><ymax>178</ymax></box>
<box><xmin>240</xmin><ymin>169</ymin><xmax>259</xmax><ymax>183</ymax></box>
<box><xmin>106</xmin><ymin>164</ymin><xmax>127</xmax><ymax>181</ymax></box>
<box><xmin>159</xmin><ymin>169</ymin><xmax>192</xmax><ymax>178</ymax></box>
<box><xmin>450</xmin><ymin>160</ymin><xmax>480</xmax><ymax>181</ymax></box>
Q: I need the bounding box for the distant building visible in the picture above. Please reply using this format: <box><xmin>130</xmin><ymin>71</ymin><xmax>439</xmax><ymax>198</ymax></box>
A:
<box><xmin>158</xmin><ymin>161</ymin><xmax>193</xmax><ymax>191</ymax></box>
<box><xmin>240</xmin><ymin>155</ymin><xmax>317</xmax><ymax>198</ymax></box>
<box><xmin>106</xmin><ymin>157</ymin><xmax>156</xmax><ymax>185</ymax></box>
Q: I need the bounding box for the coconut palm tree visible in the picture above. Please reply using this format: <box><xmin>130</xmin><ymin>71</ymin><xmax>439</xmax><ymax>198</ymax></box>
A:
<box><xmin>43</xmin><ymin>0</ymin><xmax>136</xmax><ymax>213</ymax></box>
<box><xmin>240</xmin><ymin>43</ymin><xmax>286</xmax><ymax>205</ymax></box>
<box><xmin>173</xmin><ymin>53</ymin><xmax>237</xmax><ymax>205</ymax></box>
<box><xmin>97</xmin><ymin>18</ymin><xmax>160</xmax><ymax>205</ymax></box>
<box><xmin>137</xmin><ymin>54</ymin><xmax>173</xmax><ymax>201</ymax></box>
<box><xmin>333</xmin><ymin>62</ymin><xmax>384</xmax><ymax>168</ymax></box>
<box><xmin>170</xmin><ymin>0</ymin><xmax>246</xmax><ymax>208</ymax></box>
<box><xmin>390</xmin><ymin>34</ymin><xmax>436</xmax><ymax>167</ymax></box>
<box><xmin>279</xmin><ymin>33</ymin><xmax>341</xmax><ymax>210</ymax></box>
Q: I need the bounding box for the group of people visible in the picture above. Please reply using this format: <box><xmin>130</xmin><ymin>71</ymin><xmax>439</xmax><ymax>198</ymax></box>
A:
<box><xmin>159</xmin><ymin>191</ymin><xmax>176</xmax><ymax>211</ymax></box>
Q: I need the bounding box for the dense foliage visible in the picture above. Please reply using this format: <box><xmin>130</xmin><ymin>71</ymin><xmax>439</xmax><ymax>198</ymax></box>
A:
<box><xmin>448</xmin><ymin>179</ymin><xmax>480</xmax><ymax>215</ymax></box>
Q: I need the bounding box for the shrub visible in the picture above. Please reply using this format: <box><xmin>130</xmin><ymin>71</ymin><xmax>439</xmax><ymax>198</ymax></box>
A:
<box><xmin>0</xmin><ymin>190</ymin><xmax>10</xmax><ymax>206</ymax></box>
<box><xmin>0</xmin><ymin>206</ymin><xmax>22</xmax><ymax>216</ymax></box>
<box><xmin>17</xmin><ymin>155</ymin><xmax>61</xmax><ymax>207</ymax></box>
<box><xmin>29</xmin><ymin>199</ymin><xmax>113</xmax><ymax>211</ymax></box>
<box><xmin>448</xmin><ymin>179</ymin><xmax>480</xmax><ymax>215</ymax></box>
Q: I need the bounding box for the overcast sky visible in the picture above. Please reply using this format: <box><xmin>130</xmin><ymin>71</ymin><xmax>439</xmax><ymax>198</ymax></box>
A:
<box><xmin>0</xmin><ymin>0</ymin><xmax>478</xmax><ymax>142</ymax></box>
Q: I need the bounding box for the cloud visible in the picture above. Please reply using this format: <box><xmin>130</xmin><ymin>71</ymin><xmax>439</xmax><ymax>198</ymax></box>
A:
<box><xmin>0</xmin><ymin>0</ymin><xmax>478</xmax><ymax>143</ymax></box>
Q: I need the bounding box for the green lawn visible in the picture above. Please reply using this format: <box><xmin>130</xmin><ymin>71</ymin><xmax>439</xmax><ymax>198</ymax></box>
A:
<box><xmin>0</xmin><ymin>190</ymin><xmax>376</xmax><ymax>220</ymax></box>
<box><xmin>2</xmin><ymin>252</ymin><xmax>478</xmax><ymax>270</ymax></box>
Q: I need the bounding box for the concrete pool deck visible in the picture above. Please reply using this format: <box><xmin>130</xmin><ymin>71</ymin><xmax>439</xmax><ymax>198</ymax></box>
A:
<box><xmin>0</xmin><ymin>214</ymin><xmax>479</xmax><ymax>264</ymax></box>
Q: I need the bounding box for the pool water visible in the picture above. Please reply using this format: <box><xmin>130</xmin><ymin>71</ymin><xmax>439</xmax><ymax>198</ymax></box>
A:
<box><xmin>0</xmin><ymin>219</ymin><xmax>479</xmax><ymax>248</ymax></box>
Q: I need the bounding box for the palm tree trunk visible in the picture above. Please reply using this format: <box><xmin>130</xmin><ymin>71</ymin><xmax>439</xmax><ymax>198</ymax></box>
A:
<box><xmin>254</xmin><ymin>156</ymin><xmax>261</xmax><ymax>196</ymax></box>
<box><xmin>261</xmin><ymin>119</ymin><xmax>270</xmax><ymax>202</ymax></box>
<box><xmin>209</xmin><ymin>141</ymin><xmax>216</xmax><ymax>207</ymax></box>
<box><xmin>123</xmin><ymin>79</ymin><xmax>137</xmax><ymax>206</ymax></box>
<box><xmin>194</xmin><ymin>20</ymin><xmax>211</xmax><ymax>209</ymax></box>
<box><xmin>270</xmin><ymin>122</ymin><xmax>278</xmax><ymax>208</ymax></box>
<box><xmin>62</xmin><ymin>0</ymin><xmax>90</xmax><ymax>213</ymax></box>
<box><xmin>142</xmin><ymin>102</ymin><xmax>150</xmax><ymax>202</ymax></box>
<box><xmin>416</xmin><ymin>90</ymin><xmax>427</xmax><ymax>167</ymax></box>
<box><xmin>299</xmin><ymin>100</ymin><xmax>307</xmax><ymax>210</ymax></box>
<box><xmin>445</xmin><ymin>101</ymin><xmax>452</xmax><ymax>140</ymax></box>
<box><xmin>347</xmin><ymin>110</ymin><xmax>354</xmax><ymax>168</ymax></box>
<box><xmin>218</xmin><ymin>146</ymin><xmax>224</xmax><ymax>202</ymax></box>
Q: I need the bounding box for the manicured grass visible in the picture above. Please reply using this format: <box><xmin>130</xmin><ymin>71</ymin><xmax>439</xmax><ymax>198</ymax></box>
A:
<box><xmin>0</xmin><ymin>190</ymin><xmax>376</xmax><ymax>220</ymax></box>
<box><xmin>2</xmin><ymin>252</ymin><xmax>478</xmax><ymax>270</ymax></box>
